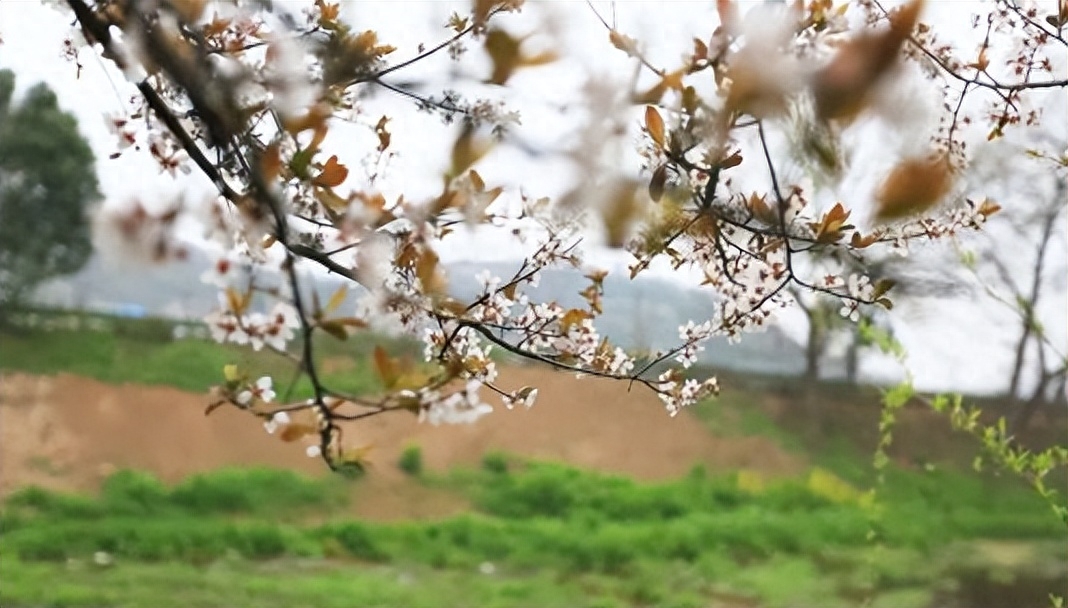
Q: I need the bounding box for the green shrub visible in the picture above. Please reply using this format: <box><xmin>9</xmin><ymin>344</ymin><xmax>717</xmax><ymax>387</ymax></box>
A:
<box><xmin>0</xmin><ymin>510</ymin><xmax>25</xmax><ymax>533</ymax></box>
<box><xmin>111</xmin><ymin>316</ymin><xmax>175</xmax><ymax>342</ymax></box>
<box><xmin>225</xmin><ymin>522</ymin><xmax>290</xmax><ymax>559</ymax></box>
<box><xmin>323</xmin><ymin>522</ymin><xmax>389</xmax><ymax>561</ymax></box>
<box><xmin>475</xmin><ymin>463</ymin><xmax>579</xmax><ymax>518</ymax></box>
<box><xmin>398</xmin><ymin>444</ymin><xmax>423</xmax><ymax>476</ymax></box>
<box><xmin>11</xmin><ymin>526</ymin><xmax>71</xmax><ymax>561</ymax></box>
<box><xmin>100</xmin><ymin>470</ymin><xmax>169</xmax><ymax>515</ymax></box>
<box><xmin>482</xmin><ymin>451</ymin><xmax>510</xmax><ymax>475</ymax></box>
<box><xmin>5</xmin><ymin>486</ymin><xmax>104</xmax><ymax>519</ymax></box>
<box><xmin>169</xmin><ymin>468</ymin><xmax>343</xmax><ymax>515</ymax></box>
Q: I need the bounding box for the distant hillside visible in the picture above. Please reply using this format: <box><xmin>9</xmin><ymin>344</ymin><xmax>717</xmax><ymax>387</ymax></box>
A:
<box><xmin>34</xmin><ymin>248</ymin><xmax>812</xmax><ymax>376</ymax></box>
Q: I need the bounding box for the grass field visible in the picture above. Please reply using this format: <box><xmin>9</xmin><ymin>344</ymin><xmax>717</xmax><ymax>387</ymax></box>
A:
<box><xmin>1</xmin><ymin>313</ymin><xmax>1066</xmax><ymax>607</ymax></box>
<box><xmin>0</xmin><ymin>310</ymin><xmax>401</xmax><ymax>397</ymax></box>
<box><xmin>2</xmin><ymin>461</ymin><xmax>1065</xmax><ymax>607</ymax></box>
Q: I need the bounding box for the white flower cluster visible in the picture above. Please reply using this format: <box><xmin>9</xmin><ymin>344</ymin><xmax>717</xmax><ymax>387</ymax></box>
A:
<box><xmin>839</xmin><ymin>274</ymin><xmax>875</xmax><ymax>321</ymax></box>
<box><xmin>469</xmin><ymin>269</ymin><xmax>517</xmax><ymax>325</ymax></box>
<box><xmin>418</xmin><ymin>380</ymin><xmax>494</xmax><ymax>426</ymax></box>
<box><xmin>692</xmin><ymin>233</ymin><xmax>789</xmax><ymax>340</ymax></box>
<box><xmin>501</xmin><ymin>387</ymin><xmax>539</xmax><ymax>410</ymax></box>
<box><xmin>422</xmin><ymin>322</ymin><xmax>498</xmax><ymax>383</ymax></box>
<box><xmin>146</xmin><ymin>132</ymin><xmax>192</xmax><ymax>177</ymax></box>
<box><xmin>676</xmin><ymin>320</ymin><xmax>713</xmax><ymax>368</ymax></box>
<box><xmin>655</xmin><ymin>370</ymin><xmax>719</xmax><ymax>417</ymax></box>
<box><xmin>105</xmin><ymin>113</ymin><xmax>138</xmax><ymax>152</ymax></box>
<box><xmin>263</xmin><ymin>410</ymin><xmax>289</xmax><ymax>434</ymax></box>
<box><xmin>205</xmin><ymin>300</ymin><xmax>299</xmax><ymax>351</ymax></box>
<box><xmin>105</xmin><ymin>112</ymin><xmax>191</xmax><ymax>177</ymax></box>
<box><xmin>261</xmin><ymin>37</ymin><xmax>319</xmax><ymax>120</ymax></box>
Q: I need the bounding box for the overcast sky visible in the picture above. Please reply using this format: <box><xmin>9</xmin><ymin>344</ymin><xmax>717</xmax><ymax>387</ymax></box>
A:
<box><xmin>0</xmin><ymin>0</ymin><xmax>1064</xmax><ymax>397</ymax></box>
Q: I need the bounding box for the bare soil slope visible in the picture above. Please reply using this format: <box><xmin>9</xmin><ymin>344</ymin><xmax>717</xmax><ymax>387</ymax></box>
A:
<box><xmin>0</xmin><ymin>368</ymin><xmax>801</xmax><ymax>518</ymax></box>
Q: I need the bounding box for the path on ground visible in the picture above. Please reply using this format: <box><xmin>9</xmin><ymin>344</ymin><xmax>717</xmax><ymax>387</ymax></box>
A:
<box><xmin>0</xmin><ymin>368</ymin><xmax>802</xmax><ymax>519</ymax></box>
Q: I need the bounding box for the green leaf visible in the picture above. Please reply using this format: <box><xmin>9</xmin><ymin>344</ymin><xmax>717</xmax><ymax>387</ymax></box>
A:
<box><xmin>223</xmin><ymin>364</ymin><xmax>240</xmax><ymax>383</ymax></box>
<box><xmin>319</xmin><ymin>319</ymin><xmax>349</xmax><ymax>341</ymax></box>
<box><xmin>289</xmin><ymin>148</ymin><xmax>313</xmax><ymax>179</ymax></box>
<box><xmin>324</xmin><ymin>285</ymin><xmax>348</xmax><ymax>316</ymax></box>
<box><xmin>882</xmin><ymin>381</ymin><xmax>914</xmax><ymax>409</ymax></box>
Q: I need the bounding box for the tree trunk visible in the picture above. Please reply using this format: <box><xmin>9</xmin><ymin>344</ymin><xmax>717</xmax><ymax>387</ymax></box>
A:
<box><xmin>1006</xmin><ymin>198</ymin><xmax>1059</xmax><ymax>399</ymax></box>
<box><xmin>845</xmin><ymin>330</ymin><xmax>859</xmax><ymax>384</ymax></box>
<box><xmin>805</xmin><ymin>309</ymin><xmax>824</xmax><ymax>381</ymax></box>
<box><xmin>1007</xmin><ymin>320</ymin><xmax>1032</xmax><ymax>399</ymax></box>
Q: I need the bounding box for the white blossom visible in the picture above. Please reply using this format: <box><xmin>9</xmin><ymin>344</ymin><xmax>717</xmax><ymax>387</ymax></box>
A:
<box><xmin>200</xmin><ymin>253</ymin><xmax>239</xmax><ymax>288</ymax></box>
<box><xmin>263</xmin><ymin>411</ymin><xmax>291</xmax><ymax>434</ymax></box>
<box><xmin>238</xmin><ymin>376</ymin><xmax>275</xmax><ymax>405</ymax></box>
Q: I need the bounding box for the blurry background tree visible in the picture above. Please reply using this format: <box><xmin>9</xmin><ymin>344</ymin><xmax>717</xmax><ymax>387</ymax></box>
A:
<box><xmin>966</xmin><ymin>135</ymin><xmax>1068</xmax><ymax>431</ymax></box>
<box><xmin>0</xmin><ymin>69</ymin><xmax>99</xmax><ymax>318</ymax></box>
<box><xmin>792</xmin><ymin>253</ymin><xmax>967</xmax><ymax>384</ymax></box>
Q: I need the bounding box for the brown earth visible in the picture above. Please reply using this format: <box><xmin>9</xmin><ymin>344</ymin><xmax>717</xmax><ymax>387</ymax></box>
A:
<box><xmin>0</xmin><ymin>368</ymin><xmax>803</xmax><ymax>519</ymax></box>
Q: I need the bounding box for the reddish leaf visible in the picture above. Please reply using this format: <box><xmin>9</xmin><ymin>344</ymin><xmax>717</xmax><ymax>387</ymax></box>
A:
<box><xmin>875</xmin><ymin>154</ymin><xmax>952</xmax><ymax>222</ymax></box>
<box><xmin>314</xmin><ymin>155</ymin><xmax>349</xmax><ymax>188</ymax></box>
<box><xmin>720</xmin><ymin>150</ymin><xmax>743</xmax><ymax>169</ymax></box>
<box><xmin>279</xmin><ymin>423</ymin><xmax>316</xmax><ymax>442</ymax></box>
<box><xmin>260</xmin><ymin>143</ymin><xmax>281</xmax><ymax>181</ymax></box>
<box><xmin>645</xmin><ymin>106</ymin><xmax>665</xmax><ymax>148</ymax></box>
<box><xmin>812</xmin><ymin>0</ymin><xmax>924</xmax><ymax>121</ymax></box>
<box><xmin>850</xmin><ymin>231</ymin><xmax>878</xmax><ymax>249</ymax></box>
<box><xmin>373</xmin><ymin>345</ymin><xmax>398</xmax><ymax>389</ymax></box>
<box><xmin>374</xmin><ymin>115</ymin><xmax>391</xmax><ymax>152</ymax></box>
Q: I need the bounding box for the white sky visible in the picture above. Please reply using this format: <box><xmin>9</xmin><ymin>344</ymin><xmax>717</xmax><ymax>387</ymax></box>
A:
<box><xmin>0</xmin><ymin>0</ymin><xmax>1064</xmax><ymax>396</ymax></box>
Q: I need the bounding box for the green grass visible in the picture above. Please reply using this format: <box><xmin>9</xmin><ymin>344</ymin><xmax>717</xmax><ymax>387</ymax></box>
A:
<box><xmin>0</xmin><ymin>313</ymin><xmax>387</xmax><ymax>398</ymax></box>
<box><xmin>1</xmin><ymin>556</ymin><xmax>614</xmax><ymax>608</ymax></box>
<box><xmin>691</xmin><ymin>383</ymin><xmax>806</xmax><ymax>453</ymax></box>
<box><xmin>2</xmin><ymin>463</ymin><xmax>1065</xmax><ymax>607</ymax></box>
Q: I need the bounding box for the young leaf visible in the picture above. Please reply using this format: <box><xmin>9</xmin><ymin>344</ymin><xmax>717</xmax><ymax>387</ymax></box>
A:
<box><xmin>415</xmin><ymin>247</ymin><xmax>446</xmax><ymax>294</ymax></box>
<box><xmin>875</xmin><ymin>154</ymin><xmax>952</xmax><ymax>222</ymax></box>
<box><xmin>314</xmin><ymin>0</ymin><xmax>341</xmax><ymax>27</ymax></box>
<box><xmin>975</xmin><ymin>198</ymin><xmax>1002</xmax><ymax>218</ymax></box>
<box><xmin>645</xmin><ymin>105</ymin><xmax>665</xmax><ymax>147</ymax></box>
<box><xmin>812</xmin><ymin>0</ymin><xmax>924</xmax><ymax>121</ymax></box>
<box><xmin>314</xmin><ymin>155</ymin><xmax>349</xmax><ymax>188</ymax></box>
<box><xmin>260</xmin><ymin>143</ymin><xmax>281</xmax><ymax>181</ymax></box>
<box><xmin>449</xmin><ymin>124</ymin><xmax>492</xmax><ymax>180</ymax></box>
<box><xmin>223</xmin><ymin>364</ymin><xmax>240</xmax><ymax>383</ymax></box>
<box><xmin>484</xmin><ymin>28</ymin><xmax>557</xmax><ymax>85</ymax></box>
<box><xmin>324</xmin><ymin>285</ymin><xmax>347</xmax><ymax>316</ymax></box>
<box><xmin>560</xmin><ymin>308</ymin><xmax>592</xmax><ymax>333</ymax></box>
<box><xmin>600</xmin><ymin>179</ymin><xmax>642</xmax><ymax>248</ymax></box>
<box><xmin>319</xmin><ymin>320</ymin><xmax>350</xmax><ymax>341</ymax></box>
<box><xmin>648</xmin><ymin>164</ymin><xmax>668</xmax><ymax>202</ymax></box>
<box><xmin>634</xmin><ymin>70</ymin><xmax>685</xmax><ymax>105</ymax></box>
<box><xmin>812</xmin><ymin>202</ymin><xmax>852</xmax><ymax>243</ymax></box>
<box><xmin>373</xmin><ymin>345</ymin><xmax>399</xmax><ymax>389</ymax></box>
<box><xmin>225</xmin><ymin>287</ymin><xmax>250</xmax><ymax>315</ymax></box>
<box><xmin>374</xmin><ymin>115</ymin><xmax>391</xmax><ymax>152</ymax></box>
<box><xmin>850</xmin><ymin>231</ymin><xmax>879</xmax><ymax>249</ymax></box>
<box><xmin>279</xmin><ymin>423</ymin><xmax>317</xmax><ymax>442</ymax></box>
<box><xmin>333</xmin><ymin>317</ymin><xmax>369</xmax><ymax>328</ymax></box>
<box><xmin>719</xmin><ymin>150</ymin><xmax>743</xmax><ymax>170</ymax></box>
<box><xmin>873</xmin><ymin>278</ymin><xmax>896</xmax><ymax>299</ymax></box>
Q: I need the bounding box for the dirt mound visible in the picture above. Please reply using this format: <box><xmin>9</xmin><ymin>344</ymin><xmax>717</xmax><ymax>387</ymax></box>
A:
<box><xmin>0</xmin><ymin>368</ymin><xmax>802</xmax><ymax>518</ymax></box>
